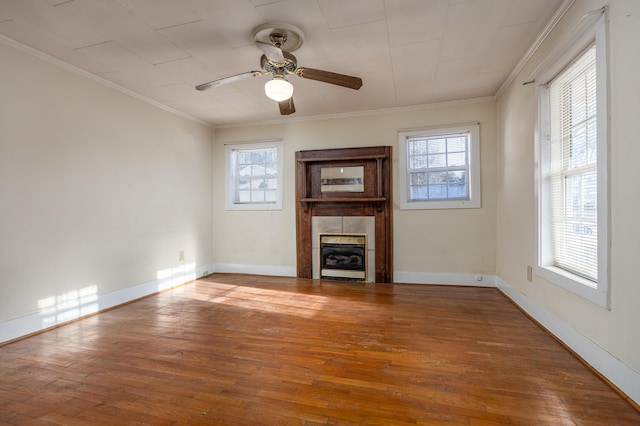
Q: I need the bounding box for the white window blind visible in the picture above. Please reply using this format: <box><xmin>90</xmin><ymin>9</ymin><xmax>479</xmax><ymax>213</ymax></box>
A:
<box><xmin>547</xmin><ymin>44</ymin><xmax>598</xmax><ymax>282</ymax></box>
<box><xmin>535</xmin><ymin>9</ymin><xmax>608</xmax><ymax>307</ymax></box>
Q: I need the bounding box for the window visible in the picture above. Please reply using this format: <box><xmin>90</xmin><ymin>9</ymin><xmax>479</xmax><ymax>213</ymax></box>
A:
<box><xmin>535</xmin><ymin>11</ymin><xmax>608</xmax><ymax>307</ymax></box>
<box><xmin>225</xmin><ymin>140</ymin><xmax>283</xmax><ymax>211</ymax></box>
<box><xmin>398</xmin><ymin>123</ymin><xmax>481</xmax><ymax>209</ymax></box>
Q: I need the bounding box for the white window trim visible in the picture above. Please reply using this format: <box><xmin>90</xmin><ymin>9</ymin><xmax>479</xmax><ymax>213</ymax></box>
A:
<box><xmin>534</xmin><ymin>10</ymin><xmax>609</xmax><ymax>308</ymax></box>
<box><xmin>224</xmin><ymin>140</ymin><xmax>283</xmax><ymax>211</ymax></box>
<box><xmin>398</xmin><ymin>123</ymin><xmax>481</xmax><ymax>210</ymax></box>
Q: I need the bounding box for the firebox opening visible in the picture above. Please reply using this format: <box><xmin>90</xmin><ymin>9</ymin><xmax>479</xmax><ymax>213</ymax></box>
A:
<box><xmin>319</xmin><ymin>234</ymin><xmax>367</xmax><ymax>281</ymax></box>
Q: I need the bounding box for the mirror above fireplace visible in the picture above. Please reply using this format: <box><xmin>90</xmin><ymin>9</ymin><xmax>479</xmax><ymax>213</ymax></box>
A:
<box><xmin>320</xmin><ymin>166</ymin><xmax>364</xmax><ymax>193</ymax></box>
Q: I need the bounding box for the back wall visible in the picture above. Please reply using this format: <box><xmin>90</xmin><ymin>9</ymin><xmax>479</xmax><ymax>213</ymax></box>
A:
<box><xmin>212</xmin><ymin>99</ymin><xmax>498</xmax><ymax>282</ymax></box>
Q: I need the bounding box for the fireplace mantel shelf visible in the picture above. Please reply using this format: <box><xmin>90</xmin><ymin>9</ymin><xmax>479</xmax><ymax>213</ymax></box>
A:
<box><xmin>299</xmin><ymin>197</ymin><xmax>386</xmax><ymax>203</ymax></box>
<box><xmin>296</xmin><ymin>153</ymin><xmax>387</xmax><ymax>162</ymax></box>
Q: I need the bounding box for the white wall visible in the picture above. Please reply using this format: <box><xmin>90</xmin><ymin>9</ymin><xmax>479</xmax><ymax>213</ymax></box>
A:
<box><xmin>496</xmin><ymin>0</ymin><xmax>640</xmax><ymax>400</ymax></box>
<box><xmin>0</xmin><ymin>40</ymin><xmax>214</xmax><ymax>336</ymax></box>
<box><xmin>213</xmin><ymin>99</ymin><xmax>497</xmax><ymax>281</ymax></box>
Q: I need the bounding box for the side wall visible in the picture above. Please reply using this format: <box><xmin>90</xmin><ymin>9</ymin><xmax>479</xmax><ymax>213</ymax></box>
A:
<box><xmin>0</xmin><ymin>40</ymin><xmax>214</xmax><ymax>341</ymax></box>
<box><xmin>496</xmin><ymin>0</ymin><xmax>640</xmax><ymax>403</ymax></box>
<box><xmin>213</xmin><ymin>100</ymin><xmax>497</xmax><ymax>284</ymax></box>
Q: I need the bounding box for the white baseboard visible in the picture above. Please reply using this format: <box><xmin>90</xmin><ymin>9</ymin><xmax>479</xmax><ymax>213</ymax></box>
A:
<box><xmin>0</xmin><ymin>263</ymin><xmax>214</xmax><ymax>344</ymax></box>
<box><xmin>212</xmin><ymin>263</ymin><xmax>296</xmax><ymax>277</ymax></box>
<box><xmin>394</xmin><ymin>271</ymin><xmax>497</xmax><ymax>287</ymax></box>
<box><xmin>496</xmin><ymin>277</ymin><xmax>640</xmax><ymax>406</ymax></box>
<box><xmin>211</xmin><ymin>267</ymin><xmax>496</xmax><ymax>287</ymax></box>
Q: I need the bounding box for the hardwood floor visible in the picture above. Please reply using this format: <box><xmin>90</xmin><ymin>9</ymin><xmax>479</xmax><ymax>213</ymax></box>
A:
<box><xmin>1</xmin><ymin>274</ymin><xmax>638</xmax><ymax>425</ymax></box>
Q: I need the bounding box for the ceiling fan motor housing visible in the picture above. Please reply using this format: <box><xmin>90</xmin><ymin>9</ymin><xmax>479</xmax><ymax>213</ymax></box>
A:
<box><xmin>260</xmin><ymin>51</ymin><xmax>297</xmax><ymax>73</ymax></box>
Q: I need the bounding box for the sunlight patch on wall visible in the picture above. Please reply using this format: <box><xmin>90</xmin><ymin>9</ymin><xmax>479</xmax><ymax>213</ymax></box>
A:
<box><xmin>37</xmin><ymin>285</ymin><xmax>98</xmax><ymax>327</ymax></box>
<box><xmin>156</xmin><ymin>262</ymin><xmax>196</xmax><ymax>291</ymax></box>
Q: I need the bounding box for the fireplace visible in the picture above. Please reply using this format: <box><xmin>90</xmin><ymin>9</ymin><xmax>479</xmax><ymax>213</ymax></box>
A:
<box><xmin>295</xmin><ymin>146</ymin><xmax>393</xmax><ymax>283</ymax></box>
<box><xmin>319</xmin><ymin>234</ymin><xmax>367</xmax><ymax>281</ymax></box>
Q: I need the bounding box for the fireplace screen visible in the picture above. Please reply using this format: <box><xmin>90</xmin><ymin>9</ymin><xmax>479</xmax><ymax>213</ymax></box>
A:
<box><xmin>319</xmin><ymin>234</ymin><xmax>366</xmax><ymax>281</ymax></box>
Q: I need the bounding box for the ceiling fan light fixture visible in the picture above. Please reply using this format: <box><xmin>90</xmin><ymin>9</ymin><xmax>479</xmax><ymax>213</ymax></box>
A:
<box><xmin>264</xmin><ymin>75</ymin><xmax>293</xmax><ymax>102</ymax></box>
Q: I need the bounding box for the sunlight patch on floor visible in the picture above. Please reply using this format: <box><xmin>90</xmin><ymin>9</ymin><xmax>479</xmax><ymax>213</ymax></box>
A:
<box><xmin>185</xmin><ymin>281</ymin><xmax>332</xmax><ymax>318</ymax></box>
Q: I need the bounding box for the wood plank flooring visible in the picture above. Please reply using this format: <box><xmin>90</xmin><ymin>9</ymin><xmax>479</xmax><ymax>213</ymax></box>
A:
<box><xmin>1</xmin><ymin>273</ymin><xmax>638</xmax><ymax>425</ymax></box>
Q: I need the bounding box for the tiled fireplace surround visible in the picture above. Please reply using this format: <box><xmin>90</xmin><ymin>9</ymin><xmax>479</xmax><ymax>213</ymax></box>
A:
<box><xmin>312</xmin><ymin>216</ymin><xmax>375</xmax><ymax>282</ymax></box>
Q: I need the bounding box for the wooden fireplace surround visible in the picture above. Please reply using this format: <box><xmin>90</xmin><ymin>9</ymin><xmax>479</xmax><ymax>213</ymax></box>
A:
<box><xmin>295</xmin><ymin>146</ymin><xmax>393</xmax><ymax>283</ymax></box>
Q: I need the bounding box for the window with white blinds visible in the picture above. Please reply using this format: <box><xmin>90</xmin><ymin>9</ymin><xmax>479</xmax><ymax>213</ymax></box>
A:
<box><xmin>548</xmin><ymin>45</ymin><xmax>598</xmax><ymax>282</ymax></box>
<box><xmin>535</xmin><ymin>10</ymin><xmax>608</xmax><ymax>308</ymax></box>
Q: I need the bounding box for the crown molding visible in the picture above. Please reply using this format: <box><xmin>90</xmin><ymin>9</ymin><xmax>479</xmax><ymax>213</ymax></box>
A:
<box><xmin>0</xmin><ymin>33</ymin><xmax>214</xmax><ymax>129</ymax></box>
<box><xmin>216</xmin><ymin>96</ymin><xmax>497</xmax><ymax>129</ymax></box>
<box><xmin>495</xmin><ymin>0</ymin><xmax>576</xmax><ymax>99</ymax></box>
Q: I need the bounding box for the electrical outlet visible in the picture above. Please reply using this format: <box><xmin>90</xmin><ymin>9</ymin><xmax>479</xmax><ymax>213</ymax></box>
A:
<box><xmin>527</xmin><ymin>265</ymin><xmax>533</xmax><ymax>282</ymax></box>
<box><xmin>202</xmin><ymin>270</ymin><xmax>208</xmax><ymax>278</ymax></box>
<box><xmin>179</xmin><ymin>250</ymin><xmax>185</xmax><ymax>261</ymax></box>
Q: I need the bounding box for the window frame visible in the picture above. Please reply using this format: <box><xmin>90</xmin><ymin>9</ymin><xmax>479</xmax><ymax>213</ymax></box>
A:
<box><xmin>224</xmin><ymin>140</ymin><xmax>283</xmax><ymax>211</ymax></box>
<box><xmin>398</xmin><ymin>123</ymin><xmax>481</xmax><ymax>210</ymax></box>
<box><xmin>534</xmin><ymin>11</ymin><xmax>609</xmax><ymax>308</ymax></box>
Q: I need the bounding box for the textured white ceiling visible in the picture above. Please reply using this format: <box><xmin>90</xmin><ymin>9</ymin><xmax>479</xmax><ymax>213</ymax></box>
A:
<box><xmin>0</xmin><ymin>0</ymin><xmax>565</xmax><ymax>126</ymax></box>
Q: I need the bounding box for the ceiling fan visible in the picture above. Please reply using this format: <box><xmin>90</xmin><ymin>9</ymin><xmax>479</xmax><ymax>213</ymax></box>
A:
<box><xmin>195</xmin><ymin>23</ymin><xmax>363</xmax><ymax>116</ymax></box>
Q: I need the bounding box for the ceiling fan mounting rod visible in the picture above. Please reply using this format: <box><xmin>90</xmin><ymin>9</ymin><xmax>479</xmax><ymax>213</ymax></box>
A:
<box><xmin>252</xmin><ymin>23</ymin><xmax>304</xmax><ymax>52</ymax></box>
<box><xmin>269</xmin><ymin>32</ymin><xmax>287</xmax><ymax>48</ymax></box>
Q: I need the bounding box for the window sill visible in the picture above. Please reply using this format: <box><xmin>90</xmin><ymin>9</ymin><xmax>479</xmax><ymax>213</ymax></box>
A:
<box><xmin>400</xmin><ymin>198</ymin><xmax>481</xmax><ymax>210</ymax></box>
<box><xmin>225</xmin><ymin>202</ymin><xmax>282</xmax><ymax>211</ymax></box>
<box><xmin>534</xmin><ymin>264</ymin><xmax>609</xmax><ymax>309</ymax></box>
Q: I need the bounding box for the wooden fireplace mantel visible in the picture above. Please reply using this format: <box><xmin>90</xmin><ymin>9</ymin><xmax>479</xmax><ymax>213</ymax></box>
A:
<box><xmin>295</xmin><ymin>146</ymin><xmax>393</xmax><ymax>283</ymax></box>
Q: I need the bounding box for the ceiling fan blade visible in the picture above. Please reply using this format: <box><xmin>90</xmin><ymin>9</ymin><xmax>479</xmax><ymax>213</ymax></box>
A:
<box><xmin>278</xmin><ymin>97</ymin><xmax>295</xmax><ymax>115</ymax></box>
<box><xmin>296</xmin><ymin>67</ymin><xmax>362</xmax><ymax>90</ymax></box>
<box><xmin>196</xmin><ymin>71</ymin><xmax>263</xmax><ymax>91</ymax></box>
<box><xmin>256</xmin><ymin>41</ymin><xmax>285</xmax><ymax>64</ymax></box>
